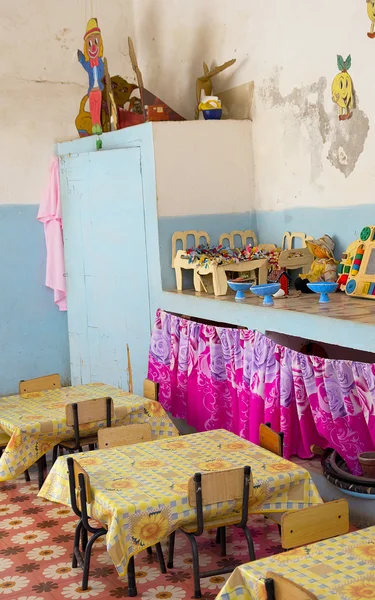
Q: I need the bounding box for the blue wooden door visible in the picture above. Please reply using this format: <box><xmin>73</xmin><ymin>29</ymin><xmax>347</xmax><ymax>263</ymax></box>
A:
<box><xmin>60</xmin><ymin>147</ymin><xmax>150</xmax><ymax>393</ymax></box>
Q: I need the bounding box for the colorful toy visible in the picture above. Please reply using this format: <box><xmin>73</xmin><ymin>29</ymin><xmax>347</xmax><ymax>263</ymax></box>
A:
<box><xmin>331</xmin><ymin>55</ymin><xmax>354</xmax><ymax>121</ymax></box>
<box><xmin>273</xmin><ymin>272</ymin><xmax>292</xmax><ymax>298</ymax></box>
<box><xmin>343</xmin><ymin>226</ymin><xmax>375</xmax><ymax>299</ymax></box>
<box><xmin>337</xmin><ymin>239</ymin><xmax>359</xmax><ymax>291</ymax></box>
<box><xmin>295</xmin><ymin>235</ymin><xmax>338</xmax><ymax>293</ymax></box>
<box><xmin>367</xmin><ymin>0</ymin><xmax>375</xmax><ymax>38</ymax></box>
<box><xmin>196</xmin><ymin>60</ymin><xmax>236</xmax><ymax>119</ymax></box>
<box><xmin>78</xmin><ymin>18</ymin><xmax>105</xmax><ymax>135</ymax></box>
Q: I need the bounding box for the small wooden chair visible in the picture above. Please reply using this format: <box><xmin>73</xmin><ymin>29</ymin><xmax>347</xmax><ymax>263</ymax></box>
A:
<box><xmin>53</xmin><ymin>397</ymin><xmax>113</xmax><ymax>462</ymax></box>
<box><xmin>264</xmin><ymin>501</ymin><xmax>349</xmax><ymax>599</ymax></box>
<box><xmin>280</xmin><ymin>499</ymin><xmax>349</xmax><ymax>550</ymax></box>
<box><xmin>143</xmin><ymin>379</ymin><xmax>159</xmax><ymax>401</ymax></box>
<box><xmin>259</xmin><ymin>422</ymin><xmax>284</xmax><ymax>533</ymax></box>
<box><xmin>259</xmin><ymin>422</ymin><xmax>284</xmax><ymax>457</ymax></box>
<box><xmin>98</xmin><ymin>423</ymin><xmax>152</xmax><ymax>450</ymax></box>
<box><xmin>67</xmin><ymin>456</ymin><xmax>166</xmax><ymax>595</ymax></box>
<box><xmin>264</xmin><ymin>572</ymin><xmax>318</xmax><ymax>600</ymax></box>
<box><xmin>168</xmin><ymin>466</ymin><xmax>256</xmax><ymax>599</ymax></box>
<box><xmin>19</xmin><ymin>373</ymin><xmax>61</xmax><ymax>394</ymax></box>
<box><xmin>18</xmin><ymin>373</ymin><xmax>61</xmax><ymax>486</ymax></box>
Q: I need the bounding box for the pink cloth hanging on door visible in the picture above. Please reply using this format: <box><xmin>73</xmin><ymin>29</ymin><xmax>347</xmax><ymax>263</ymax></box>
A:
<box><xmin>37</xmin><ymin>156</ymin><xmax>67</xmax><ymax>311</ymax></box>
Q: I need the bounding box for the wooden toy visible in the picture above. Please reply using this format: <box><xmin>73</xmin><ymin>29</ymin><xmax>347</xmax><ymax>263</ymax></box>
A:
<box><xmin>337</xmin><ymin>239</ymin><xmax>359</xmax><ymax>291</ymax></box>
<box><xmin>128</xmin><ymin>38</ymin><xmax>185</xmax><ymax>123</ymax></box>
<box><xmin>344</xmin><ymin>225</ymin><xmax>375</xmax><ymax>299</ymax></box>
<box><xmin>295</xmin><ymin>235</ymin><xmax>338</xmax><ymax>293</ymax></box>
<box><xmin>77</xmin><ymin>18</ymin><xmax>105</xmax><ymax>135</ymax></box>
<box><xmin>172</xmin><ymin>230</ymin><xmax>315</xmax><ymax>296</ymax></box>
<box><xmin>196</xmin><ymin>59</ymin><xmax>236</xmax><ymax>118</ymax></box>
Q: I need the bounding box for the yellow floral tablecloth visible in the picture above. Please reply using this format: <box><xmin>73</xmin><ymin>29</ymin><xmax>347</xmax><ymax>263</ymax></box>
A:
<box><xmin>39</xmin><ymin>429</ymin><xmax>321</xmax><ymax>578</ymax></box>
<box><xmin>216</xmin><ymin>526</ymin><xmax>375</xmax><ymax>600</ymax></box>
<box><xmin>0</xmin><ymin>383</ymin><xmax>178</xmax><ymax>481</ymax></box>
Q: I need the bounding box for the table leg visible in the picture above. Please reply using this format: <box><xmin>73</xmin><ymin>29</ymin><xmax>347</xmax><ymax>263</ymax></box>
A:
<box><xmin>127</xmin><ymin>556</ymin><xmax>137</xmax><ymax>597</ymax></box>
<box><xmin>37</xmin><ymin>457</ymin><xmax>46</xmax><ymax>489</ymax></box>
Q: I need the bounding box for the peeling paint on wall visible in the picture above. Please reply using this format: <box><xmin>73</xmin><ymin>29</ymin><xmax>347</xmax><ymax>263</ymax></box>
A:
<box><xmin>259</xmin><ymin>68</ymin><xmax>369</xmax><ymax>179</ymax></box>
<box><xmin>327</xmin><ymin>103</ymin><xmax>370</xmax><ymax>177</ymax></box>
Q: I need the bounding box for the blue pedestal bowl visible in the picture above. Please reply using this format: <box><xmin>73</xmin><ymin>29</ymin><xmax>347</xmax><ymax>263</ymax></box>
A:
<box><xmin>228</xmin><ymin>281</ymin><xmax>253</xmax><ymax>300</ymax></box>
<box><xmin>250</xmin><ymin>283</ymin><xmax>281</xmax><ymax>306</ymax></box>
<box><xmin>307</xmin><ymin>281</ymin><xmax>338</xmax><ymax>303</ymax></box>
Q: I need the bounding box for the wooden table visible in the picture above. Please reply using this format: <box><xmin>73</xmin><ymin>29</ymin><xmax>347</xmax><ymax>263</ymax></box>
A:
<box><xmin>39</xmin><ymin>429</ymin><xmax>321</xmax><ymax>579</ymax></box>
<box><xmin>0</xmin><ymin>383</ymin><xmax>178</xmax><ymax>481</ymax></box>
<box><xmin>216</xmin><ymin>526</ymin><xmax>375</xmax><ymax>600</ymax></box>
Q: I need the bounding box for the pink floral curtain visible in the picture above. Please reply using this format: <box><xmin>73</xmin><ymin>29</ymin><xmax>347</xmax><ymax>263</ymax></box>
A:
<box><xmin>148</xmin><ymin>309</ymin><xmax>375</xmax><ymax>475</ymax></box>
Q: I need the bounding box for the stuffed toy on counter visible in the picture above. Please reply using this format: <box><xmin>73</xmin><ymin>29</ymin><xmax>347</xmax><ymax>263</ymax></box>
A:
<box><xmin>295</xmin><ymin>235</ymin><xmax>338</xmax><ymax>293</ymax></box>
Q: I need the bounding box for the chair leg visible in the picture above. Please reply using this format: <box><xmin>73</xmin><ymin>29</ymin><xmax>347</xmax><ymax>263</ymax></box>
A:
<box><xmin>167</xmin><ymin>531</ymin><xmax>175</xmax><ymax>568</ymax></box>
<box><xmin>127</xmin><ymin>556</ymin><xmax>137</xmax><ymax>597</ymax></box>
<box><xmin>24</xmin><ymin>469</ymin><xmax>30</xmax><ymax>482</ymax></box>
<box><xmin>187</xmin><ymin>534</ymin><xmax>202</xmax><ymax>599</ymax></box>
<box><xmin>242</xmin><ymin>525</ymin><xmax>256</xmax><ymax>561</ymax></box>
<box><xmin>215</xmin><ymin>529</ymin><xmax>220</xmax><ymax>544</ymax></box>
<box><xmin>81</xmin><ymin>531</ymin><xmax>99</xmax><ymax>591</ymax></box>
<box><xmin>72</xmin><ymin>520</ymin><xmax>83</xmax><ymax>568</ymax></box>
<box><xmin>219</xmin><ymin>527</ymin><xmax>226</xmax><ymax>557</ymax></box>
<box><xmin>155</xmin><ymin>542</ymin><xmax>166</xmax><ymax>574</ymax></box>
<box><xmin>277</xmin><ymin>523</ymin><xmax>281</xmax><ymax>536</ymax></box>
<box><xmin>147</xmin><ymin>546</ymin><xmax>153</xmax><ymax>555</ymax></box>
<box><xmin>52</xmin><ymin>446</ymin><xmax>58</xmax><ymax>465</ymax></box>
<box><xmin>81</xmin><ymin>527</ymin><xmax>88</xmax><ymax>552</ymax></box>
<box><xmin>264</xmin><ymin>578</ymin><xmax>276</xmax><ymax>600</ymax></box>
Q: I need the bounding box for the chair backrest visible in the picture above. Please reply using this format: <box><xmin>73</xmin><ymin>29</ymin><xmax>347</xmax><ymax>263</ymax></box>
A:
<box><xmin>265</xmin><ymin>572</ymin><xmax>318</xmax><ymax>600</ymax></box>
<box><xmin>280</xmin><ymin>499</ymin><xmax>349</xmax><ymax>549</ymax></box>
<box><xmin>218</xmin><ymin>230</ymin><xmax>258</xmax><ymax>248</ymax></box>
<box><xmin>98</xmin><ymin>423</ymin><xmax>152</xmax><ymax>449</ymax></box>
<box><xmin>19</xmin><ymin>373</ymin><xmax>61</xmax><ymax>394</ymax></box>
<box><xmin>188</xmin><ymin>466</ymin><xmax>252</xmax><ymax>507</ymax></box>
<box><xmin>143</xmin><ymin>378</ymin><xmax>159</xmax><ymax>401</ymax></box>
<box><xmin>259</xmin><ymin>423</ymin><xmax>283</xmax><ymax>457</ymax></box>
<box><xmin>67</xmin><ymin>456</ymin><xmax>92</xmax><ymax>506</ymax></box>
<box><xmin>281</xmin><ymin>232</ymin><xmax>313</xmax><ymax>251</ymax></box>
<box><xmin>65</xmin><ymin>397</ymin><xmax>114</xmax><ymax>427</ymax></box>
<box><xmin>172</xmin><ymin>230</ymin><xmax>210</xmax><ymax>264</ymax></box>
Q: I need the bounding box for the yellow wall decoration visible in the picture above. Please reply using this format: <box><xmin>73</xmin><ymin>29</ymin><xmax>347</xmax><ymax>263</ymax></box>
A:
<box><xmin>331</xmin><ymin>55</ymin><xmax>354</xmax><ymax>121</ymax></box>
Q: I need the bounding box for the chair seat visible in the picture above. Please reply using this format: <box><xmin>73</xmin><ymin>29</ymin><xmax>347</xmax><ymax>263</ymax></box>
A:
<box><xmin>0</xmin><ymin>431</ymin><xmax>11</xmax><ymax>447</ymax></box>
<box><xmin>181</xmin><ymin>515</ymin><xmax>242</xmax><ymax>534</ymax></box>
<box><xmin>60</xmin><ymin>435</ymin><xmax>98</xmax><ymax>449</ymax></box>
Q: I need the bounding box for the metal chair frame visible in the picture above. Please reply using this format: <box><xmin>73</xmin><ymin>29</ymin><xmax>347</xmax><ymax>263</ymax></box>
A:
<box><xmin>168</xmin><ymin>466</ymin><xmax>255</xmax><ymax>599</ymax></box>
<box><xmin>53</xmin><ymin>397</ymin><xmax>112</xmax><ymax>464</ymax></box>
<box><xmin>67</xmin><ymin>457</ymin><xmax>166</xmax><ymax>596</ymax></box>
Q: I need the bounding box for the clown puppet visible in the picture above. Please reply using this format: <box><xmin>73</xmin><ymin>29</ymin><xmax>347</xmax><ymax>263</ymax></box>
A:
<box><xmin>78</xmin><ymin>18</ymin><xmax>105</xmax><ymax>134</ymax></box>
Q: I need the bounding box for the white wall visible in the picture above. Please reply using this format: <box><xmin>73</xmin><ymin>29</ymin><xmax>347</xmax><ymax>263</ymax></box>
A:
<box><xmin>153</xmin><ymin>120</ymin><xmax>254</xmax><ymax>217</ymax></box>
<box><xmin>0</xmin><ymin>0</ymin><xmax>136</xmax><ymax>206</ymax></box>
<box><xmin>132</xmin><ymin>0</ymin><xmax>375</xmax><ymax>214</ymax></box>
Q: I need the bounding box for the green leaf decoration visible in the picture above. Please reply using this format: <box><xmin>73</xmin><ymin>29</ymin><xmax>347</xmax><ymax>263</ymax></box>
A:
<box><xmin>344</xmin><ymin>55</ymin><xmax>352</xmax><ymax>71</ymax></box>
<box><xmin>337</xmin><ymin>55</ymin><xmax>345</xmax><ymax>71</ymax></box>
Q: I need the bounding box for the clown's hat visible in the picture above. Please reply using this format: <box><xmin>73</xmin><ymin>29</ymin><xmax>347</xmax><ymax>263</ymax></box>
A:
<box><xmin>84</xmin><ymin>18</ymin><xmax>101</xmax><ymax>40</ymax></box>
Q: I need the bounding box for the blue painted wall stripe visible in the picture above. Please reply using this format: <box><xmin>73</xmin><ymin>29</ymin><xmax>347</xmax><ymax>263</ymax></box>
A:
<box><xmin>0</xmin><ymin>204</ymin><xmax>70</xmax><ymax>395</ymax></box>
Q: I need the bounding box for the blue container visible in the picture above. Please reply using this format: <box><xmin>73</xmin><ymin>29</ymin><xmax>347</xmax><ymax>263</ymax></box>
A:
<box><xmin>202</xmin><ymin>108</ymin><xmax>222</xmax><ymax>120</ymax></box>
<box><xmin>228</xmin><ymin>281</ymin><xmax>253</xmax><ymax>300</ymax></box>
<box><xmin>250</xmin><ymin>283</ymin><xmax>281</xmax><ymax>306</ymax></box>
<box><xmin>307</xmin><ymin>281</ymin><xmax>338</xmax><ymax>303</ymax></box>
